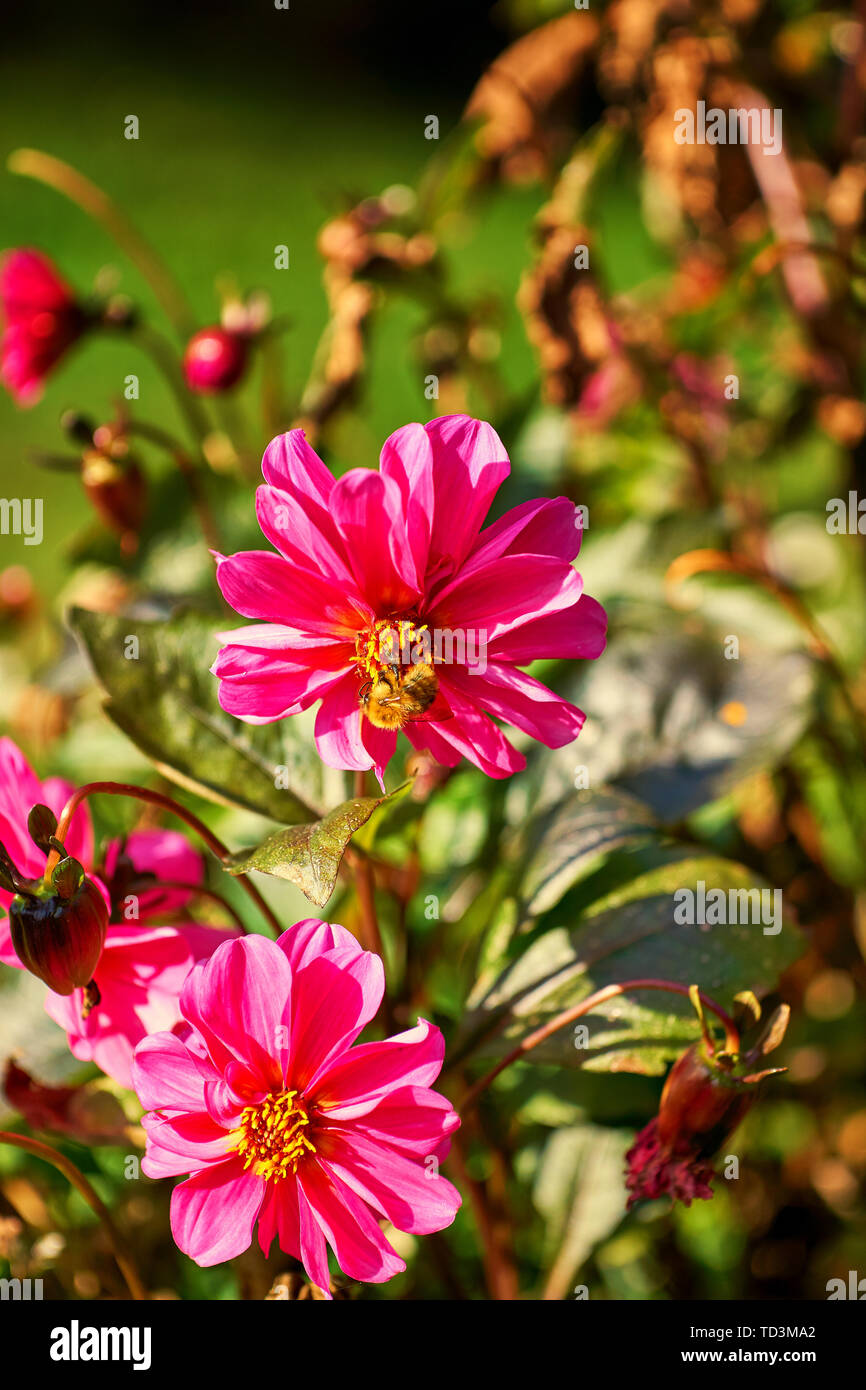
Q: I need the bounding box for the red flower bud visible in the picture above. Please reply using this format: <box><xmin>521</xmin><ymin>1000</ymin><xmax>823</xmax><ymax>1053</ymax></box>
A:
<box><xmin>8</xmin><ymin>857</ymin><xmax>108</xmax><ymax>995</ymax></box>
<box><xmin>183</xmin><ymin>326</ymin><xmax>248</xmax><ymax>394</ymax></box>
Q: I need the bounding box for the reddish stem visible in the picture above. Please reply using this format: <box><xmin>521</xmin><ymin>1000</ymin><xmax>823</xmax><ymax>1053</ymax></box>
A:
<box><xmin>47</xmin><ymin>782</ymin><xmax>281</xmax><ymax>937</ymax></box>
<box><xmin>0</xmin><ymin>1129</ymin><xmax>146</xmax><ymax>1300</ymax></box>
<box><xmin>459</xmin><ymin>979</ymin><xmax>741</xmax><ymax>1115</ymax></box>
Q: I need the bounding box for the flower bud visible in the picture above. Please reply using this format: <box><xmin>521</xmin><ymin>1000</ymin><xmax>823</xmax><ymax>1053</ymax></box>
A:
<box><xmin>81</xmin><ymin>449</ymin><xmax>146</xmax><ymax>537</ymax></box>
<box><xmin>625</xmin><ymin>991</ymin><xmax>790</xmax><ymax>1210</ymax></box>
<box><xmin>656</xmin><ymin>1043</ymin><xmax>753</xmax><ymax>1156</ymax></box>
<box><xmin>9</xmin><ymin>857</ymin><xmax>108</xmax><ymax>995</ymax></box>
<box><xmin>183</xmin><ymin>327</ymin><xmax>248</xmax><ymax>394</ymax></box>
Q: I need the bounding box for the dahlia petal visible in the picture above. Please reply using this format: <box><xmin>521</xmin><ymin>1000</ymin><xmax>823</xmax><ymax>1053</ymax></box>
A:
<box><xmin>214</xmin><ymin>550</ymin><xmax>371</xmax><ymax>635</ymax></box>
<box><xmin>276</xmin><ymin>919</ymin><xmax>363</xmax><ymax>972</ymax></box>
<box><xmin>382</xmin><ymin>415</ymin><xmax>510</xmax><ymax>575</ymax></box>
<box><xmin>402</xmin><ymin>720</ymin><xmax>463</xmax><ymax>770</ymax></box>
<box><xmin>314</xmin><ymin>673</ymin><xmax>375</xmax><ymax>773</ymax></box>
<box><xmin>290</xmin><ymin>948</ymin><xmax>384</xmax><ymax>1091</ymax></box>
<box><xmin>170</xmin><ymin>1159</ymin><xmax>265</xmax><ymax>1266</ymax></box>
<box><xmin>1</xmin><ymin>250</ymin><xmax>74</xmax><ymax>315</ymax></box>
<box><xmin>132</xmin><ymin>1031</ymin><xmax>212</xmax><ymax>1112</ymax></box>
<box><xmin>297</xmin><ymin>1175</ymin><xmax>333</xmax><ymax>1295</ymax></box>
<box><xmin>310</xmin><ymin>1018</ymin><xmax>445</xmax><ymax>1117</ymax></box>
<box><xmin>261</xmin><ymin>429</ymin><xmax>334</xmax><ymax>507</ymax></box>
<box><xmin>212</xmin><ymin>638</ymin><xmax>350</xmax><ymax>678</ymax></box>
<box><xmin>361</xmin><ymin>720</ymin><xmax>397</xmax><ymax>790</ymax></box>
<box><xmin>180</xmin><ymin>935</ymin><xmax>291</xmax><ymax>1088</ymax></box>
<box><xmin>320</xmin><ymin>1130</ymin><xmax>461</xmax><ymax>1235</ymax></box>
<box><xmin>257</xmin><ymin>1181</ymin><xmax>303</xmax><ymax>1261</ymax></box>
<box><xmin>47</xmin><ymin>923</ymin><xmax>234</xmax><ymax>1089</ymax></box>
<box><xmin>202</xmin><ymin>1067</ymin><xmax>263</xmax><ymax>1128</ymax></box>
<box><xmin>256</xmin><ymin>484</ymin><xmax>355</xmax><ymax>585</ymax></box>
<box><xmin>445</xmin><ymin>662</ymin><xmax>586</xmax><ymax>748</ymax></box>
<box><xmin>461</xmin><ymin>496</ymin><xmax>582</xmax><ymax>575</ymax></box>
<box><xmin>300</xmin><ymin>1160</ymin><xmax>405</xmax><ymax>1284</ymax></box>
<box><xmin>331</xmin><ymin>468</ymin><xmax>422</xmax><ymax>608</ymax></box>
<box><xmin>420</xmin><ymin>684</ymin><xmax>526</xmax><ymax>779</ymax></box>
<box><xmin>141</xmin><ymin>1111</ymin><xmax>233</xmax><ymax>1176</ymax></box>
<box><xmin>352</xmin><ymin>1085</ymin><xmax>461</xmax><ymax>1157</ymax></box>
<box><xmin>488</xmin><ymin>593</ymin><xmax>607</xmax><ymax>663</ymax></box>
<box><xmin>379</xmin><ymin>422</ymin><xmax>434</xmax><ymax>576</ymax></box>
<box><xmin>428</xmin><ymin>553</ymin><xmax>583</xmax><ymax>643</ymax></box>
<box><xmin>216</xmin><ymin>662</ymin><xmax>347</xmax><ymax>722</ymax></box>
<box><xmin>214</xmin><ymin>623</ymin><xmax>350</xmax><ymax>653</ymax></box>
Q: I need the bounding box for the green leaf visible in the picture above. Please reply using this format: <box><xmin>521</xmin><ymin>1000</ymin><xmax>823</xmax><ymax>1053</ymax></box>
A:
<box><xmin>68</xmin><ymin>607</ymin><xmax>322</xmax><ymax>824</ymax></box>
<box><xmin>520</xmin><ymin>788</ymin><xmax>658</xmax><ymax>917</ymax></box>
<box><xmin>459</xmin><ymin>854</ymin><xmax>804</xmax><ymax>1077</ymax></box>
<box><xmin>538</xmin><ymin>617</ymin><xmax>815</xmax><ymax>823</ymax></box>
<box><xmin>225</xmin><ymin>785</ymin><xmax>409</xmax><ymax>909</ymax></box>
<box><xmin>532</xmin><ymin>1124</ymin><xmax>631</xmax><ymax>1297</ymax></box>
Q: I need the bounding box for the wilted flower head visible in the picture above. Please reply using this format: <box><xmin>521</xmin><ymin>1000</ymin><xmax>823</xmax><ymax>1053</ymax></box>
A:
<box><xmin>133</xmin><ymin>921</ymin><xmax>462</xmax><ymax>1293</ymax></box>
<box><xmin>0</xmin><ymin>738</ymin><xmax>237</xmax><ymax>1087</ymax></box>
<box><xmin>0</xmin><ymin>249</ymin><xmax>87</xmax><ymax>405</ymax></box>
<box><xmin>213</xmin><ymin>415</ymin><xmax>606</xmax><ymax>785</ymax></box>
<box><xmin>625</xmin><ymin>994</ymin><xmax>790</xmax><ymax>1209</ymax></box>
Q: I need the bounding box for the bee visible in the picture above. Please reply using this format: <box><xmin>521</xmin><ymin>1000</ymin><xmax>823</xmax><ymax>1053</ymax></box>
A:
<box><xmin>358</xmin><ymin>662</ymin><xmax>440</xmax><ymax>730</ymax></box>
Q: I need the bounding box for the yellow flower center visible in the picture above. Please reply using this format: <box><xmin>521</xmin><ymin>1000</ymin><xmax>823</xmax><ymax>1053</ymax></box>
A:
<box><xmin>232</xmin><ymin>1091</ymin><xmax>316</xmax><ymax>1182</ymax></box>
<box><xmin>355</xmin><ymin>616</ymin><xmax>429</xmax><ymax>679</ymax></box>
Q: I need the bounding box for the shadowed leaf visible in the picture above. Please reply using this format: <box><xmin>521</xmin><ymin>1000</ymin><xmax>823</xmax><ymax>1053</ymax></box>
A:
<box><xmin>68</xmin><ymin>606</ymin><xmax>323</xmax><ymax>824</ymax></box>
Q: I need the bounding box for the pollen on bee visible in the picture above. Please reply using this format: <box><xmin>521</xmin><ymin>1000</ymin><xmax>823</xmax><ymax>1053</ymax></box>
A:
<box><xmin>355</xmin><ymin>616</ymin><xmax>429</xmax><ymax>680</ymax></box>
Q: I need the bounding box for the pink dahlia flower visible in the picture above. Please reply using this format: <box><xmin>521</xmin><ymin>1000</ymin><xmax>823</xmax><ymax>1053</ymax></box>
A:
<box><xmin>0</xmin><ymin>738</ymin><xmax>237</xmax><ymax>1087</ymax></box>
<box><xmin>212</xmin><ymin>415</ymin><xmax>606</xmax><ymax>784</ymax></box>
<box><xmin>133</xmin><ymin>921</ymin><xmax>462</xmax><ymax>1292</ymax></box>
<box><xmin>0</xmin><ymin>249</ymin><xmax>86</xmax><ymax>405</ymax></box>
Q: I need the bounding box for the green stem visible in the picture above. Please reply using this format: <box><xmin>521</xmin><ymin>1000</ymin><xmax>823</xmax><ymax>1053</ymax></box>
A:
<box><xmin>125</xmin><ymin>323</ymin><xmax>213</xmax><ymax>450</ymax></box>
<box><xmin>125</xmin><ymin>419</ymin><xmax>222</xmax><ymax>550</ymax></box>
<box><xmin>8</xmin><ymin>148</ymin><xmax>195</xmax><ymax>336</ymax></box>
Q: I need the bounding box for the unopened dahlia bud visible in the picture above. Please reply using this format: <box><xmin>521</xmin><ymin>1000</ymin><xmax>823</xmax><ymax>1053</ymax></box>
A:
<box><xmin>8</xmin><ymin>856</ymin><xmax>108</xmax><ymax>996</ymax></box>
<box><xmin>183</xmin><ymin>326</ymin><xmax>249</xmax><ymax>394</ymax></box>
